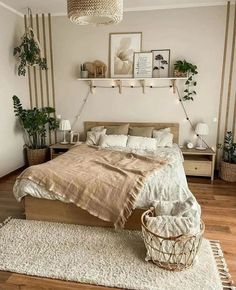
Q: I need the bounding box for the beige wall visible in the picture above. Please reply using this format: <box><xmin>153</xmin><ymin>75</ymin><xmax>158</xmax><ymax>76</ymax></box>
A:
<box><xmin>52</xmin><ymin>6</ymin><xmax>226</xmax><ymax>147</ymax></box>
<box><xmin>0</xmin><ymin>6</ymin><xmax>29</xmax><ymax>177</ymax></box>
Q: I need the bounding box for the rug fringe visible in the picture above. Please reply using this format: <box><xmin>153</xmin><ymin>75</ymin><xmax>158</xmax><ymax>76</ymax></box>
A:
<box><xmin>0</xmin><ymin>216</ymin><xmax>12</xmax><ymax>229</ymax></box>
<box><xmin>209</xmin><ymin>240</ymin><xmax>236</xmax><ymax>290</ymax></box>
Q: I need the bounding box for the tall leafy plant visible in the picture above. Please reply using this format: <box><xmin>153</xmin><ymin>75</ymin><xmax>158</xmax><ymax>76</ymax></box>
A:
<box><xmin>14</xmin><ymin>29</ymin><xmax>47</xmax><ymax>76</ymax></box>
<box><xmin>13</xmin><ymin>95</ymin><xmax>59</xmax><ymax>149</ymax></box>
<box><xmin>174</xmin><ymin>60</ymin><xmax>198</xmax><ymax>101</ymax></box>
<box><xmin>222</xmin><ymin>131</ymin><xmax>236</xmax><ymax>164</ymax></box>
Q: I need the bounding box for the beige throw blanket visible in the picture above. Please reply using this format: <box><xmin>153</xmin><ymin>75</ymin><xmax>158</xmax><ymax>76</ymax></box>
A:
<box><xmin>17</xmin><ymin>145</ymin><xmax>167</xmax><ymax>228</ymax></box>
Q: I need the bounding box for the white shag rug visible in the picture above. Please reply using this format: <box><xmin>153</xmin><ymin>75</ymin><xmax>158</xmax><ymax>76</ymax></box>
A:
<box><xmin>0</xmin><ymin>218</ymin><xmax>226</xmax><ymax>290</ymax></box>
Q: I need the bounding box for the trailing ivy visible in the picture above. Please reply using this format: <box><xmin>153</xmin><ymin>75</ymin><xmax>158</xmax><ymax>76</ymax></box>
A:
<box><xmin>174</xmin><ymin>60</ymin><xmax>198</xmax><ymax>101</ymax></box>
<box><xmin>13</xmin><ymin>29</ymin><xmax>47</xmax><ymax>76</ymax></box>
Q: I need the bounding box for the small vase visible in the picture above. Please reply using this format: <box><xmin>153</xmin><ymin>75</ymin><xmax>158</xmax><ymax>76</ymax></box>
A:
<box><xmin>81</xmin><ymin>71</ymin><xmax>88</xmax><ymax>78</ymax></box>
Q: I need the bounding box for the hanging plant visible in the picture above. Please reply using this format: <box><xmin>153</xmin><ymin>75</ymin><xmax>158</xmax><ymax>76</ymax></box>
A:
<box><xmin>13</xmin><ymin>28</ymin><xmax>47</xmax><ymax>76</ymax></box>
<box><xmin>174</xmin><ymin>60</ymin><xmax>198</xmax><ymax>101</ymax></box>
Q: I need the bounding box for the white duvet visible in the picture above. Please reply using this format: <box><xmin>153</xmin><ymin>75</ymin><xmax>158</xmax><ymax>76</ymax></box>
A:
<box><xmin>13</xmin><ymin>144</ymin><xmax>192</xmax><ymax>209</ymax></box>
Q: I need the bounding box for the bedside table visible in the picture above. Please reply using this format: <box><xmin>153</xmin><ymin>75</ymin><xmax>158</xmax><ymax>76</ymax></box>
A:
<box><xmin>181</xmin><ymin>147</ymin><xmax>216</xmax><ymax>181</ymax></box>
<box><xmin>49</xmin><ymin>143</ymin><xmax>74</xmax><ymax>160</ymax></box>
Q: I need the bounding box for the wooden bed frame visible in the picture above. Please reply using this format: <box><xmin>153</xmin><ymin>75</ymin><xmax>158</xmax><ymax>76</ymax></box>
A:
<box><xmin>24</xmin><ymin>122</ymin><xmax>179</xmax><ymax>230</ymax></box>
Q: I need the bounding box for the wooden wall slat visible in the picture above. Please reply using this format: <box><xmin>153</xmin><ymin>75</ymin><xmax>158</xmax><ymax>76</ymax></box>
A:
<box><xmin>224</xmin><ymin>3</ymin><xmax>236</xmax><ymax>136</ymax></box>
<box><xmin>36</xmin><ymin>14</ymin><xmax>44</xmax><ymax>108</ymax></box>
<box><xmin>217</xmin><ymin>1</ymin><xmax>230</xmax><ymax>148</ymax></box>
<box><xmin>24</xmin><ymin>15</ymin><xmax>33</xmax><ymax>109</ymax></box>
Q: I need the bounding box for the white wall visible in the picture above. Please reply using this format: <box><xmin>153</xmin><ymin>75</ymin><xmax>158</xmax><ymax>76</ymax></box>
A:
<box><xmin>52</xmin><ymin>6</ymin><xmax>226</xmax><ymax>147</ymax></box>
<box><xmin>0</xmin><ymin>5</ymin><xmax>29</xmax><ymax>177</ymax></box>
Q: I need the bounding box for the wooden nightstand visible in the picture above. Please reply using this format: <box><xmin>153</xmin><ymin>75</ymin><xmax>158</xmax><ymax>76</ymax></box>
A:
<box><xmin>49</xmin><ymin>143</ymin><xmax>74</xmax><ymax>160</ymax></box>
<box><xmin>181</xmin><ymin>147</ymin><xmax>216</xmax><ymax>181</ymax></box>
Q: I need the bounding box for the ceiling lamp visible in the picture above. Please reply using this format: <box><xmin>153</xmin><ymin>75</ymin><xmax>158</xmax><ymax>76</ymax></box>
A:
<box><xmin>67</xmin><ymin>0</ymin><xmax>123</xmax><ymax>25</ymax></box>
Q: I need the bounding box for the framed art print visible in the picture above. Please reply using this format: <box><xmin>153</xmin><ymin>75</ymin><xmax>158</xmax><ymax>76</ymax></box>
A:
<box><xmin>152</xmin><ymin>49</ymin><xmax>170</xmax><ymax>78</ymax></box>
<box><xmin>134</xmin><ymin>52</ymin><xmax>153</xmax><ymax>78</ymax></box>
<box><xmin>109</xmin><ymin>32</ymin><xmax>142</xmax><ymax>78</ymax></box>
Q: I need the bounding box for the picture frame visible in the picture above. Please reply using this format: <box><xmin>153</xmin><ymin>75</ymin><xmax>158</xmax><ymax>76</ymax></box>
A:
<box><xmin>133</xmin><ymin>52</ymin><xmax>153</xmax><ymax>78</ymax></box>
<box><xmin>152</xmin><ymin>49</ymin><xmax>170</xmax><ymax>78</ymax></box>
<box><xmin>70</xmin><ymin>131</ymin><xmax>79</xmax><ymax>144</ymax></box>
<box><xmin>109</xmin><ymin>32</ymin><xmax>142</xmax><ymax>78</ymax></box>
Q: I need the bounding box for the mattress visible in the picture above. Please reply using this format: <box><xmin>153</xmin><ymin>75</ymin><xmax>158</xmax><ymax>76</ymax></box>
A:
<box><xmin>13</xmin><ymin>144</ymin><xmax>191</xmax><ymax>209</ymax></box>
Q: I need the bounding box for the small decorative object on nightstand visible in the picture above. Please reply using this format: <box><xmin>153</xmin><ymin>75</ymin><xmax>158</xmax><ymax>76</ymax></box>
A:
<box><xmin>195</xmin><ymin>123</ymin><xmax>209</xmax><ymax>150</ymax></box>
<box><xmin>181</xmin><ymin>147</ymin><xmax>216</xmax><ymax>181</ymax></box>
<box><xmin>49</xmin><ymin>143</ymin><xmax>74</xmax><ymax>160</ymax></box>
<box><xmin>59</xmin><ymin>119</ymin><xmax>71</xmax><ymax>144</ymax></box>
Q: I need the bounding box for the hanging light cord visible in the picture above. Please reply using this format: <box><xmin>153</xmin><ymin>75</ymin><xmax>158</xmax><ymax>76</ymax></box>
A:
<box><xmin>71</xmin><ymin>84</ymin><xmax>211</xmax><ymax>149</ymax></box>
<box><xmin>176</xmin><ymin>86</ymin><xmax>210</xmax><ymax>149</ymax></box>
<box><xmin>71</xmin><ymin>88</ymin><xmax>91</xmax><ymax>129</ymax></box>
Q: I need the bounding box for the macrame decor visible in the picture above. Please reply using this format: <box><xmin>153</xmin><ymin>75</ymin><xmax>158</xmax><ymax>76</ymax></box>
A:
<box><xmin>67</xmin><ymin>0</ymin><xmax>123</xmax><ymax>25</ymax></box>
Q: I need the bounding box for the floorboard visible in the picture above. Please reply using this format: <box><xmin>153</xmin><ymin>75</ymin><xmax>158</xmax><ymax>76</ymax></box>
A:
<box><xmin>0</xmin><ymin>170</ymin><xmax>235</xmax><ymax>289</ymax></box>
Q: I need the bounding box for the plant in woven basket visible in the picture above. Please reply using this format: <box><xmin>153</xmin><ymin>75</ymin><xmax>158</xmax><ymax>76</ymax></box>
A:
<box><xmin>13</xmin><ymin>28</ymin><xmax>47</xmax><ymax>76</ymax></box>
<box><xmin>13</xmin><ymin>95</ymin><xmax>59</xmax><ymax>149</ymax></box>
<box><xmin>222</xmin><ymin>131</ymin><xmax>236</xmax><ymax>164</ymax></box>
<box><xmin>174</xmin><ymin>60</ymin><xmax>198</xmax><ymax>101</ymax></box>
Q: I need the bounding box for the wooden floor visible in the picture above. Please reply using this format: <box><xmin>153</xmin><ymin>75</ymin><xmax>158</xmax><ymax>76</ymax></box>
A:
<box><xmin>0</xmin><ymin>169</ymin><xmax>235</xmax><ymax>290</ymax></box>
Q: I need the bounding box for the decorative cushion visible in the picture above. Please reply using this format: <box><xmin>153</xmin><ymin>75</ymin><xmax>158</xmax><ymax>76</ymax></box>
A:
<box><xmin>153</xmin><ymin>129</ymin><xmax>173</xmax><ymax>147</ymax></box>
<box><xmin>129</xmin><ymin>127</ymin><xmax>154</xmax><ymax>138</ymax></box>
<box><xmin>86</xmin><ymin>129</ymin><xmax>106</xmax><ymax>146</ymax></box>
<box><xmin>99</xmin><ymin>134</ymin><xmax>128</xmax><ymax>148</ymax></box>
<box><xmin>91</xmin><ymin>126</ymin><xmax>105</xmax><ymax>132</ymax></box>
<box><xmin>127</xmin><ymin>136</ymin><xmax>157</xmax><ymax>152</ymax></box>
<box><xmin>106</xmin><ymin>124</ymin><xmax>129</xmax><ymax>135</ymax></box>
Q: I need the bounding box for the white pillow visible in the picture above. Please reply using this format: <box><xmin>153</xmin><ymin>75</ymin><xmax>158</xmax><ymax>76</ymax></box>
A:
<box><xmin>127</xmin><ymin>136</ymin><xmax>157</xmax><ymax>152</ymax></box>
<box><xmin>91</xmin><ymin>126</ymin><xmax>104</xmax><ymax>132</ymax></box>
<box><xmin>86</xmin><ymin>129</ymin><xmax>106</xmax><ymax>146</ymax></box>
<box><xmin>153</xmin><ymin>130</ymin><xmax>173</xmax><ymax>147</ymax></box>
<box><xmin>99</xmin><ymin>135</ymin><xmax>128</xmax><ymax>148</ymax></box>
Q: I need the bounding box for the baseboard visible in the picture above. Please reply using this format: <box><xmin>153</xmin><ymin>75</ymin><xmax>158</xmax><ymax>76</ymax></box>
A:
<box><xmin>0</xmin><ymin>166</ymin><xmax>25</xmax><ymax>180</ymax></box>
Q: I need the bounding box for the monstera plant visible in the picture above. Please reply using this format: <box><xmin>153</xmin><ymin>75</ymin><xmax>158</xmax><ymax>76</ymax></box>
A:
<box><xmin>14</xmin><ymin>28</ymin><xmax>47</xmax><ymax>76</ymax></box>
<box><xmin>13</xmin><ymin>95</ymin><xmax>58</xmax><ymax>165</ymax></box>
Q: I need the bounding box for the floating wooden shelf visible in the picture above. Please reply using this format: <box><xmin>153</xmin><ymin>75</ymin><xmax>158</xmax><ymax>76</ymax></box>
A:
<box><xmin>77</xmin><ymin>77</ymin><xmax>187</xmax><ymax>94</ymax></box>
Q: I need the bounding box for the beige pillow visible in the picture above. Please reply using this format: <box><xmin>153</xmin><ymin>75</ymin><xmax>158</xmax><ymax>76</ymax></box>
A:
<box><xmin>106</xmin><ymin>124</ymin><xmax>129</xmax><ymax>135</ymax></box>
<box><xmin>129</xmin><ymin>127</ymin><xmax>154</xmax><ymax>138</ymax></box>
<box><xmin>86</xmin><ymin>129</ymin><xmax>106</xmax><ymax>145</ymax></box>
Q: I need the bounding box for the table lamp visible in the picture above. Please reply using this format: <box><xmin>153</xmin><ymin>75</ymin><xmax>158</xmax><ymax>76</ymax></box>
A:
<box><xmin>59</xmin><ymin>119</ymin><xmax>71</xmax><ymax>144</ymax></box>
<box><xmin>195</xmin><ymin>122</ymin><xmax>209</xmax><ymax>150</ymax></box>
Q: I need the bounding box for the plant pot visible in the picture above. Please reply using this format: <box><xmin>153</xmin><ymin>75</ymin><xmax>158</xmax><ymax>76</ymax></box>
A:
<box><xmin>26</xmin><ymin>148</ymin><xmax>49</xmax><ymax>166</ymax></box>
<box><xmin>80</xmin><ymin>71</ymin><xmax>89</xmax><ymax>78</ymax></box>
<box><xmin>220</xmin><ymin>161</ymin><xmax>236</xmax><ymax>182</ymax></box>
<box><xmin>174</xmin><ymin>70</ymin><xmax>188</xmax><ymax>78</ymax></box>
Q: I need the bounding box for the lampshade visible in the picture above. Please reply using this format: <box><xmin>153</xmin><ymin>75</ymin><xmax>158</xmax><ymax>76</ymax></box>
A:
<box><xmin>195</xmin><ymin>123</ymin><xmax>209</xmax><ymax>136</ymax></box>
<box><xmin>67</xmin><ymin>0</ymin><xmax>123</xmax><ymax>25</ymax></box>
<box><xmin>59</xmin><ymin>120</ymin><xmax>71</xmax><ymax>131</ymax></box>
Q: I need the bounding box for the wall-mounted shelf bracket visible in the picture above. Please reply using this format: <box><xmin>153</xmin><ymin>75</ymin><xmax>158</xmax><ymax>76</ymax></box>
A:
<box><xmin>116</xmin><ymin>80</ymin><xmax>122</xmax><ymax>94</ymax></box>
<box><xmin>89</xmin><ymin>80</ymin><xmax>95</xmax><ymax>94</ymax></box>
<box><xmin>172</xmin><ymin>79</ymin><xmax>177</xmax><ymax>94</ymax></box>
<box><xmin>141</xmin><ymin>79</ymin><xmax>146</xmax><ymax>94</ymax></box>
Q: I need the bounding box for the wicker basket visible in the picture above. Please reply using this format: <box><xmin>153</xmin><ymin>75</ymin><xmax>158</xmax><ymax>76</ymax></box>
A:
<box><xmin>220</xmin><ymin>161</ymin><xmax>236</xmax><ymax>182</ymax></box>
<box><xmin>26</xmin><ymin>148</ymin><xmax>49</xmax><ymax>166</ymax></box>
<box><xmin>141</xmin><ymin>208</ymin><xmax>205</xmax><ymax>271</ymax></box>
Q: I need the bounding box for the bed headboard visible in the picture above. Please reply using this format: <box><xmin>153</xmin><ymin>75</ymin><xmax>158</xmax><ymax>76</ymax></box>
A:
<box><xmin>84</xmin><ymin>121</ymin><xmax>179</xmax><ymax>143</ymax></box>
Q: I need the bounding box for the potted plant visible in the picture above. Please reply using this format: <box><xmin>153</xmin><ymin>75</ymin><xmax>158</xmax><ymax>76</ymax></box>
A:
<box><xmin>174</xmin><ymin>60</ymin><xmax>198</xmax><ymax>101</ymax></box>
<box><xmin>13</xmin><ymin>28</ymin><xmax>47</xmax><ymax>76</ymax></box>
<box><xmin>13</xmin><ymin>95</ymin><xmax>59</xmax><ymax>166</ymax></box>
<box><xmin>220</xmin><ymin>131</ymin><xmax>236</xmax><ymax>182</ymax></box>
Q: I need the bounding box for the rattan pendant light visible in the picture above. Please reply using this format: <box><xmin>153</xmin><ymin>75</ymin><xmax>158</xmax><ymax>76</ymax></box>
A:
<box><xmin>67</xmin><ymin>0</ymin><xmax>123</xmax><ymax>25</ymax></box>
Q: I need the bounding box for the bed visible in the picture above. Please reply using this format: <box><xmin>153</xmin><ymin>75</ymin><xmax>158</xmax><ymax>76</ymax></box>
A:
<box><xmin>13</xmin><ymin>122</ymin><xmax>192</xmax><ymax>230</ymax></box>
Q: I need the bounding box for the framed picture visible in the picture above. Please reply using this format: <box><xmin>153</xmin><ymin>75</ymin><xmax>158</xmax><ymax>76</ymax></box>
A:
<box><xmin>70</xmin><ymin>131</ymin><xmax>79</xmax><ymax>144</ymax></box>
<box><xmin>133</xmin><ymin>52</ymin><xmax>153</xmax><ymax>78</ymax></box>
<box><xmin>109</xmin><ymin>32</ymin><xmax>142</xmax><ymax>78</ymax></box>
<box><xmin>152</xmin><ymin>49</ymin><xmax>170</xmax><ymax>78</ymax></box>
